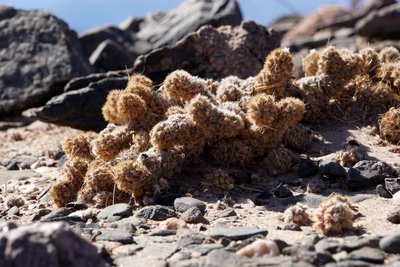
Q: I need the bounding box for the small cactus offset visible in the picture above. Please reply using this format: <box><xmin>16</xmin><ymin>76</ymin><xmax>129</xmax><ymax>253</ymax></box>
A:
<box><xmin>314</xmin><ymin>193</ymin><xmax>357</xmax><ymax>236</ymax></box>
<box><xmin>255</xmin><ymin>48</ymin><xmax>294</xmax><ymax>97</ymax></box>
<box><xmin>380</xmin><ymin>107</ymin><xmax>400</xmax><ymax>144</ymax></box>
<box><xmin>283</xmin><ymin>203</ymin><xmax>312</xmax><ymax>226</ymax></box>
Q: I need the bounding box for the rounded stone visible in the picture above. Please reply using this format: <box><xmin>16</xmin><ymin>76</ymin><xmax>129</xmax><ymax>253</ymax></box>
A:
<box><xmin>174</xmin><ymin>197</ymin><xmax>206</xmax><ymax>213</ymax></box>
<box><xmin>380</xmin><ymin>232</ymin><xmax>400</xmax><ymax>253</ymax></box>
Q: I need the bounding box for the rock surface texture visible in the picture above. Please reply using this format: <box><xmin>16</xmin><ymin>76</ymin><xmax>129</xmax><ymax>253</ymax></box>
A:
<box><xmin>0</xmin><ymin>222</ymin><xmax>106</xmax><ymax>267</ymax></box>
<box><xmin>356</xmin><ymin>3</ymin><xmax>400</xmax><ymax>38</ymax></box>
<box><xmin>23</xmin><ymin>70</ymin><xmax>129</xmax><ymax>130</ymax></box>
<box><xmin>134</xmin><ymin>20</ymin><xmax>280</xmax><ymax>83</ymax></box>
<box><xmin>79</xmin><ymin>0</ymin><xmax>242</xmax><ymax>71</ymax></box>
<box><xmin>0</xmin><ymin>6</ymin><xmax>91</xmax><ymax>115</ymax></box>
<box><xmin>28</xmin><ymin>21</ymin><xmax>279</xmax><ymax>130</ymax></box>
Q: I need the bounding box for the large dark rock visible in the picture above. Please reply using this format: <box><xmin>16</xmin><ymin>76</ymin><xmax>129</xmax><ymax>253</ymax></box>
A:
<box><xmin>23</xmin><ymin>71</ymin><xmax>128</xmax><ymax>131</ymax></box>
<box><xmin>133</xmin><ymin>20</ymin><xmax>280</xmax><ymax>84</ymax></box>
<box><xmin>95</xmin><ymin>229</ymin><xmax>134</xmax><ymax>244</ymax></box>
<box><xmin>0</xmin><ymin>222</ymin><xmax>106</xmax><ymax>267</ymax></box>
<box><xmin>96</xmin><ymin>203</ymin><xmax>133</xmax><ymax>222</ymax></box>
<box><xmin>79</xmin><ymin>26</ymin><xmax>135</xmax><ymax>59</ymax></box>
<box><xmin>347</xmin><ymin>247</ymin><xmax>385</xmax><ymax>264</ymax></box>
<box><xmin>319</xmin><ymin>158</ymin><xmax>347</xmax><ymax>178</ymax></box>
<box><xmin>347</xmin><ymin>160</ymin><xmax>396</xmax><ymax>190</ymax></box>
<box><xmin>135</xmin><ymin>205</ymin><xmax>176</xmax><ymax>221</ymax></box>
<box><xmin>317</xmin><ymin>0</ymin><xmax>396</xmax><ymax>31</ymax></box>
<box><xmin>80</xmin><ymin>0</ymin><xmax>242</xmax><ymax>72</ymax></box>
<box><xmin>268</xmin><ymin>15</ymin><xmax>303</xmax><ymax>36</ymax></box>
<box><xmin>135</xmin><ymin>0</ymin><xmax>242</xmax><ymax>49</ymax></box>
<box><xmin>27</xmin><ymin>21</ymin><xmax>279</xmax><ymax>131</ymax></box>
<box><xmin>63</xmin><ymin>70</ymin><xmax>129</xmax><ymax>92</ymax></box>
<box><xmin>385</xmin><ymin>177</ymin><xmax>400</xmax><ymax>194</ymax></box>
<box><xmin>89</xmin><ymin>40</ymin><xmax>134</xmax><ymax>72</ymax></box>
<box><xmin>0</xmin><ymin>6</ymin><xmax>91</xmax><ymax>115</ymax></box>
<box><xmin>356</xmin><ymin>3</ymin><xmax>400</xmax><ymax>38</ymax></box>
<box><xmin>174</xmin><ymin>197</ymin><xmax>207</xmax><ymax>213</ymax></box>
<box><xmin>379</xmin><ymin>232</ymin><xmax>400</xmax><ymax>253</ymax></box>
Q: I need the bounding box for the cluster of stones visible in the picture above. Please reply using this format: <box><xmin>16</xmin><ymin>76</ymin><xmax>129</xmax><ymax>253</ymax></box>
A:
<box><xmin>11</xmin><ymin>195</ymin><xmax>400</xmax><ymax>266</ymax></box>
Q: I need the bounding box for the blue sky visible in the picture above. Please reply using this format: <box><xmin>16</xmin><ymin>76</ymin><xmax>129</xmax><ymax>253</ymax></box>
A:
<box><xmin>2</xmin><ymin>0</ymin><xmax>351</xmax><ymax>33</ymax></box>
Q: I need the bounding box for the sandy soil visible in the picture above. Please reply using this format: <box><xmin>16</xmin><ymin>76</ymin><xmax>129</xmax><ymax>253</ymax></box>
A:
<box><xmin>0</xmin><ymin>120</ymin><xmax>399</xmax><ymax>245</ymax></box>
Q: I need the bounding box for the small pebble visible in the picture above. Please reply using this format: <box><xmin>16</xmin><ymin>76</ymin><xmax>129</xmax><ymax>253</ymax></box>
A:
<box><xmin>376</xmin><ymin>184</ymin><xmax>392</xmax><ymax>198</ymax></box>
<box><xmin>237</xmin><ymin>240</ymin><xmax>279</xmax><ymax>257</ymax></box>
<box><xmin>380</xmin><ymin>233</ymin><xmax>400</xmax><ymax>253</ymax></box>
<box><xmin>5</xmin><ymin>194</ymin><xmax>25</xmax><ymax>208</ymax></box>
<box><xmin>282</xmin><ymin>223</ymin><xmax>302</xmax><ymax>231</ymax></box>
<box><xmin>387</xmin><ymin>209</ymin><xmax>400</xmax><ymax>224</ymax></box>
<box><xmin>180</xmin><ymin>207</ymin><xmax>206</xmax><ymax>224</ymax></box>
<box><xmin>6</xmin><ymin>206</ymin><xmax>20</xmax><ymax>217</ymax></box>
<box><xmin>161</xmin><ymin>218</ymin><xmax>187</xmax><ymax>230</ymax></box>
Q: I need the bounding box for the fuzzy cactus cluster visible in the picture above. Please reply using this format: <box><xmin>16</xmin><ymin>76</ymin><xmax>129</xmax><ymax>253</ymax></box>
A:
<box><xmin>50</xmin><ymin>46</ymin><xmax>400</xmax><ymax>207</ymax></box>
<box><xmin>313</xmin><ymin>193</ymin><xmax>358</xmax><ymax>236</ymax></box>
<box><xmin>299</xmin><ymin>46</ymin><xmax>400</xmax><ymax>143</ymax></box>
<box><xmin>51</xmin><ymin>48</ymin><xmax>307</xmax><ymax>207</ymax></box>
<box><xmin>380</xmin><ymin>107</ymin><xmax>400</xmax><ymax>144</ymax></box>
<box><xmin>298</xmin><ymin>46</ymin><xmax>400</xmax><ymax>122</ymax></box>
<box><xmin>282</xmin><ymin>194</ymin><xmax>357</xmax><ymax>236</ymax></box>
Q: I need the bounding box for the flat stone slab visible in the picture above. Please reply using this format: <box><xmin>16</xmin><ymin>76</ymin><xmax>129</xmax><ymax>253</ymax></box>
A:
<box><xmin>174</xmin><ymin>197</ymin><xmax>207</xmax><ymax>213</ymax></box>
<box><xmin>210</xmin><ymin>227</ymin><xmax>268</xmax><ymax>240</ymax></box>
<box><xmin>380</xmin><ymin>232</ymin><xmax>400</xmax><ymax>253</ymax></box>
<box><xmin>0</xmin><ymin>170</ymin><xmax>41</xmax><ymax>185</ymax></box>
<box><xmin>97</xmin><ymin>203</ymin><xmax>132</xmax><ymax>222</ymax></box>
<box><xmin>95</xmin><ymin>230</ymin><xmax>134</xmax><ymax>244</ymax></box>
<box><xmin>149</xmin><ymin>230</ymin><xmax>177</xmax><ymax>236</ymax></box>
<box><xmin>188</xmin><ymin>244</ymin><xmax>224</xmax><ymax>256</ymax></box>
<box><xmin>348</xmin><ymin>247</ymin><xmax>385</xmax><ymax>264</ymax></box>
<box><xmin>135</xmin><ymin>205</ymin><xmax>176</xmax><ymax>221</ymax></box>
<box><xmin>115</xmin><ymin>242</ymin><xmax>177</xmax><ymax>266</ymax></box>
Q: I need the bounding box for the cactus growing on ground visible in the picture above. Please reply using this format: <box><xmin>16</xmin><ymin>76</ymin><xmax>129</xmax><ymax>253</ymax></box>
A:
<box><xmin>379</xmin><ymin>46</ymin><xmax>400</xmax><ymax>63</ymax></box>
<box><xmin>282</xmin><ymin>124</ymin><xmax>314</xmax><ymax>152</ymax></box>
<box><xmin>380</xmin><ymin>107</ymin><xmax>400</xmax><ymax>144</ymax></box>
<box><xmin>50</xmin><ymin>158</ymin><xmax>90</xmax><ymax>207</ymax></box>
<box><xmin>202</xmin><ymin>169</ymin><xmax>235</xmax><ymax>192</ymax></box>
<box><xmin>51</xmin><ymin>46</ymin><xmax>400</xmax><ymax>208</ymax></box>
<box><xmin>302</xmin><ymin>49</ymin><xmax>320</xmax><ymax>76</ymax></box>
<box><xmin>296</xmin><ymin>46</ymin><xmax>400</xmax><ymax>122</ymax></box>
<box><xmin>255</xmin><ymin>48</ymin><xmax>294</xmax><ymax>98</ymax></box>
<box><xmin>162</xmin><ymin>70</ymin><xmax>208</xmax><ymax>102</ymax></box>
<box><xmin>283</xmin><ymin>203</ymin><xmax>312</xmax><ymax>226</ymax></box>
<box><xmin>314</xmin><ymin>193</ymin><xmax>357</xmax><ymax>236</ymax></box>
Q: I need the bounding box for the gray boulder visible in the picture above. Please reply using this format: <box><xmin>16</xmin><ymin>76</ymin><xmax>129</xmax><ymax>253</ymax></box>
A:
<box><xmin>135</xmin><ymin>0</ymin><xmax>242</xmax><ymax>49</ymax></box>
<box><xmin>317</xmin><ymin>0</ymin><xmax>396</xmax><ymax>30</ymax></box>
<box><xmin>79</xmin><ymin>0</ymin><xmax>242</xmax><ymax>72</ymax></box>
<box><xmin>89</xmin><ymin>40</ymin><xmax>134</xmax><ymax>72</ymax></box>
<box><xmin>23</xmin><ymin>71</ymin><xmax>128</xmax><ymax>131</ymax></box>
<box><xmin>347</xmin><ymin>160</ymin><xmax>396</xmax><ymax>190</ymax></box>
<box><xmin>79</xmin><ymin>25</ymin><xmax>134</xmax><ymax>59</ymax></box>
<box><xmin>27</xmin><ymin>21</ymin><xmax>279</xmax><ymax>130</ymax></box>
<box><xmin>0</xmin><ymin>6</ymin><xmax>91</xmax><ymax>115</ymax></box>
<box><xmin>0</xmin><ymin>222</ymin><xmax>106</xmax><ymax>267</ymax></box>
<box><xmin>268</xmin><ymin>14</ymin><xmax>303</xmax><ymax>36</ymax></box>
<box><xmin>356</xmin><ymin>3</ymin><xmax>400</xmax><ymax>38</ymax></box>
